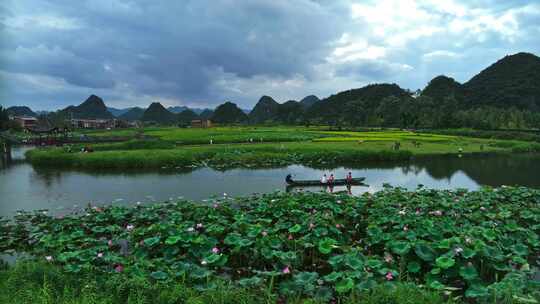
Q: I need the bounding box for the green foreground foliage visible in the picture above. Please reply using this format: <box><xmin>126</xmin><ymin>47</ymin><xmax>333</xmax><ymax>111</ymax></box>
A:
<box><xmin>0</xmin><ymin>261</ymin><xmax>455</xmax><ymax>304</ymax></box>
<box><xmin>1</xmin><ymin>187</ymin><xmax>539</xmax><ymax>303</ymax></box>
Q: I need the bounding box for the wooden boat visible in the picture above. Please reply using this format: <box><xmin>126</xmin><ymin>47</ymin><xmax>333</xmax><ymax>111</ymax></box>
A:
<box><xmin>286</xmin><ymin>177</ymin><xmax>366</xmax><ymax>186</ymax></box>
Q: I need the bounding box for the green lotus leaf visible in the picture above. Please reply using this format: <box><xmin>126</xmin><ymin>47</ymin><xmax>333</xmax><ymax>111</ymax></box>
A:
<box><xmin>294</xmin><ymin>272</ymin><xmax>318</xmax><ymax>284</ymax></box>
<box><xmin>465</xmin><ymin>285</ymin><xmax>489</xmax><ymax>298</ymax></box>
<box><xmin>366</xmin><ymin>259</ymin><xmax>383</xmax><ymax>269</ymax></box>
<box><xmin>288</xmin><ymin>224</ymin><xmax>302</xmax><ymax>233</ymax></box>
<box><xmin>335</xmin><ymin>278</ymin><xmax>354</xmax><ymax>294</ymax></box>
<box><xmin>328</xmin><ymin>255</ymin><xmax>344</xmax><ymax>267</ymax></box>
<box><xmin>224</xmin><ymin>233</ymin><xmax>242</xmax><ymax>245</ymax></box>
<box><xmin>190</xmin><ymin>266</ymin><xmax>212</xmax><ymax>279</ymax></box>
<box><xmin>323</xmin><ymin>271</ymin><xmax>342</xmax><ymax>282</ymax></box>
<box><xmin>512</xmin><ymin>243</ymin><xmax>529</xmax><ymax>256</ymax></box>
<box><xmin>238</xmin><ymin>276</ymin><xmax>263</xmax><ymax>287</ymax></box>
<box><xmin>462</xmin><ymin>248</ymin><xmax>476</xmax><ymax>259</ymax></box>
<box><xmin>150</xmin><ymin>271</ymin><xmax>168</xmax><ymax>280</ymax></box>
<box><xmin>459</xmin><ymin>265</ymin><xmax>478</xmax><ymax>280</ymax></box>
<box><xmin>318</xmin><ymin>238</ymin><xmax>337</xmax><ymax>255</ymax></box>
<box><xmin>64</xmin><ymin>264</ymin><xmax>82</xmax><ymax>273</ymax></box>
<box><xmin>314</xmin><ymin>286</ymin><xmax>333</xmax><ymax>302</ymax></box>
<box><xmin>414</xmin><ymin>244</ymin><xmax>436</xmax><ymax>261</ymax></box>
<box><xmin>165</xmin><ymin>235</ymin><xmax>182</xmax><ymax>245</ymax></box>
<box><xmin>143</xmin><ymin>236</ymin><xmax>160</xmax><ymax>247</ymax></box>
<box><xmin>390</xmin><ymin>240</ymin><xmax>411</xmax><ymax>255</ymax></box>
<box><xmin>431</xmin><ymin>267</ymin><xmax>441</xmax><ymax>275</ymax></box>
<box><xmin>435</xmin><ymin>256</ymin><xmax>455</xmax><ymax>269</ymax></box>
<box><xmin>204</xmin><ymin>253</ymin><xmax>221</xmax><ymax>264</ymax></box>
<box><xmin>345</xmin><ymin>255</ymin><xmax>364</xmax><ymax>270</ymax></box>
<box><xmin>428</xmin><ymin>280</ymin><xmax>445</xmax><ymax>290</ymax></box>
<box><xmin>356</xmin><ymin>278</ymin><xmax>377</xmax><ymax>291</ymax></box>
<box><xmin>407</xmin><ymin>261</ymin><xmax>421</xmax><ymax>273</ymax></box>
<box><xmin>482</xmin><ymin>229</ymin><xmax>497</xmax><ymax>242</ymax></box>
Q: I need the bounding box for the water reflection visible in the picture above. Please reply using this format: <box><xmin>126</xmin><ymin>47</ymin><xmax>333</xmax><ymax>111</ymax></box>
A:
<box><xmin>1</xmin><ymin>146</ymin><xmax>539</xmax><ymax>217</ymax></box>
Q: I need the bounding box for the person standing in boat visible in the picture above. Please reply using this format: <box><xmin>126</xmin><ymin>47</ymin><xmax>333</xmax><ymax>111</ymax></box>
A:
<box><xmin>285</xmin><ymin>174</ymin><xmax>293</xmax><ymax>184</ymax></box>
<box><xmin>346</xmin><ymin>172</ymin><xmax>353</xmax><ymax>184</ymax></box>
<box><xmin>328</xmin><ymin>174</ymin><xmax>335</xmax><ymax>184</ymax></box>
<box><xmin>321</xmin><ymin>174</ymin><xmax>327</xmax><ymax>184</ymax></box>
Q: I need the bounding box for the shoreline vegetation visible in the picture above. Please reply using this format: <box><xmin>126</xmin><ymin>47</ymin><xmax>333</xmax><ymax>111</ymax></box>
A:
<box><xmin>23</xmin><ymin>127</ymin><xmax>540</xmax><ymax>170</ymax></box>
<box><xmin>1</xmin><ymin>187</ymin><xmax>539</xmax><ymax>303</ymax></box>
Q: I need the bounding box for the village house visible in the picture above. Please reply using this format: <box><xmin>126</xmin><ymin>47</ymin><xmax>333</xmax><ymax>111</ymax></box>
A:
<box><xmin>191</xmin><ymin>119</ymin><xmax>212</xmax><ymax>128</ymax></box>
<box><xmin>10</xmin><ymin>116</ymin><xmax>38</xmax><ymax>129</ymax></box>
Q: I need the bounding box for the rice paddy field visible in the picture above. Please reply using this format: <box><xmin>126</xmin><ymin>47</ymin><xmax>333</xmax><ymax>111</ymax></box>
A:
<box><xmin>25</xmin><ymin>127</ymin><xmax>540</xmax><ymax>170</ymax></box>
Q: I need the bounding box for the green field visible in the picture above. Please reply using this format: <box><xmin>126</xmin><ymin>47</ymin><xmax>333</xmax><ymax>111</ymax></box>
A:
<box><xmin>25</xmin><ymin>127</ymin><xmax>540</xmax><ymax>169</ymax></box>
<box><xmin>2</xmin><ymin>187</ymin><xmax>539</xmax><ymax>303</ymax></box>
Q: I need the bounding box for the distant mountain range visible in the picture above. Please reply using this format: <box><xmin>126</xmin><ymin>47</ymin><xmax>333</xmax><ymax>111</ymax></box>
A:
<box><xmin>7</xmin><ymin>52</ymin><xmax>540</xmax><ymax>129</ymax></box>
<box><xmin>6</xmin><ymin>106</ymin><xmax>37</xmax><ymax>117</ymax></box>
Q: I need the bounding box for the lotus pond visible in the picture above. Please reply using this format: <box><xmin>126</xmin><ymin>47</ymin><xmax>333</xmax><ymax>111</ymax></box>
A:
<box><xmin>1</xmin><ymin>187</ymin><xmax>539</xmax><ymax>302</ymax></box>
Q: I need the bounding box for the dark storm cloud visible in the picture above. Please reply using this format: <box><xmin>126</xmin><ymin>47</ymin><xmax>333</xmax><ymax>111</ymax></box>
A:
<box><xmin>1</xmin><ymin>0</ymin><xmax>539</xmax><ymax>109</ymax></box>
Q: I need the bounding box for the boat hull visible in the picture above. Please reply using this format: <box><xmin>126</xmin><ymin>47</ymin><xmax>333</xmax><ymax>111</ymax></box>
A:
<box><xmin>286</xmin><ymin>177</ymin><xmax>365</xmax><ymax>186</ymax></box>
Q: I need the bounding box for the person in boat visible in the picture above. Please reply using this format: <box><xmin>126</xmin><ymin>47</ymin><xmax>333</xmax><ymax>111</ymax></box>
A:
<box><xmin>328</xmin><ymin>174</ymin><xmax>335</xmax><ymax>184</ymax></box>
<box><xmin>346</xmin><ymin>172</ymin><xmax>353</xmax><ymax>184</ymax></box>
<box><xmin>321</xmin><ymin>174</ymin><xmax>327</xmax><ymax>184</ymax></box>
<box><xmin>285</xmin><ymin>174</ymin><xmax>293</xmax><ymax>183</ymax></box>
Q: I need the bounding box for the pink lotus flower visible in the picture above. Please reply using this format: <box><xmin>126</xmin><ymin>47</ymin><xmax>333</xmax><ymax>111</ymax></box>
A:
<box><xmin>282</xmin><ymin>266</ymin><xmax>290</xmax><ymax>274</ymax></box>
<box><xmin>45</xmin><ymin>256</ymin><xmax>53</xmax><ymax>262</ymax></box>
<box><xmin>385</xmin><ymin>272</ymin><xmax>394</xmax><ymax>281</ymax></box>
<box><xmin>108</xmin><ymin>240</ymin><xmax>113</xmax><ymax>247</ymax></box>
<box><xmin>335</xmin><ymin>224</ymin><xmax>341</xmax><ymax>229</ymax></box>
<box><xmin>384</xmin><ymin>254</ymin><xmax>393</xmax><ymax>263</ymax></box>
<box><xmin>288</xmin><ymin>234</ymin><xmax>294</xmax><ymax>240</ymax></box>
<box><xmin>212</xmin><ymin>247</ymin><xmax>220</xmax><ymax>254</ymax></box>
<box><xmin>403</xmin><ymin>225</ymin><xmax>409</xmax><ymax>231</ymax></box>
<box><xmin>196</xmin><ymin>223</ymin><xmax>204</xmax><ymax>229</ymax></box>
<box><xmin>97</xmin><ymin>252</ymin><xmax>103</xmax><ymax>258</ymax></box>
<box><xmin>415</xmin><ymin>210</ymin><xmax>421</xmax><ymax>215</ymax></box>
<box><xmin>262</xmin><ymin>231</ymin><xmax>268</xmax><ymax>236</ymax></box>
<box><xmin>454</xmin><ymin>247</ymin><xmax>463</xmax><ymax>254</ymax></box>
<box><xmin>309</xmin><ymin>223</ymin><xmax>315</xmax><ymax>229</ymax></box>
<box><xmin>115</xmin><ymin>264</ymin><xmax>124</xmax><ymax>272</ymax></box>
<box><xmin>126</xmin><ymin>224</ymin><xmax>134</xmax><ymax>231</ymax></box>
<box><xmin>213</xmin><ymin>203</ymin><xmax>219</xmax><ymax>208</ymax></box>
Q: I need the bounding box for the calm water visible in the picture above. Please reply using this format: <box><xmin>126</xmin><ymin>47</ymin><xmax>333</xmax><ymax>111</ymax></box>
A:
<box><xmin>1</xmin><ymin>147</ymin><xmax>540</xmax><ymax>217</ymax></box>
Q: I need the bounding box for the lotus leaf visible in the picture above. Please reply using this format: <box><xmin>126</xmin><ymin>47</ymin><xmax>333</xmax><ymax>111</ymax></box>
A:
<box><xmin>435</xmin><ymin>256</ymin><xmax>455</xmax><ymax>269</ymax></box>
<box><xmin>335</xmin><ymin>278</ymin><xmax>354</xmax><ymax>294</ymax></box>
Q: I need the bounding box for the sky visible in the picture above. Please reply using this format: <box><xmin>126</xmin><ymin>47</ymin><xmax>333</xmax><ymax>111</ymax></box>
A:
<box><xmin>1</xmin><ymin>0</ymin><xmax>539</xmax><ymax>111</ymax></box>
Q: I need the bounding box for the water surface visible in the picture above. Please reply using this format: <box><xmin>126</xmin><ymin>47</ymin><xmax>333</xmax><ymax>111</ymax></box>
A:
<box><xmin>1</xmin><ymin>147</ymin><xmax>539</xmax><ymax>216</ymax></box>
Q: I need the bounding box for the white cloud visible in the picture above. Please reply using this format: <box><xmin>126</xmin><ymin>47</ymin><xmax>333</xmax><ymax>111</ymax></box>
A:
<box><xmin>4</xmin><ymin>14</ymin><xmax>82</xmax><ymax>30</ymax></box>
<box><xmin>423</xmin><ymin>50</ymin><xmax>461</xmax><ymax>60</ymax></box>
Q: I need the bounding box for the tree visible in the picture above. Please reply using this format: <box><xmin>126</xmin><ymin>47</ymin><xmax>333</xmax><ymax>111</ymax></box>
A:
<box><xmin>0</xmin><ymin>106</ymin><xmax>10</xmax><ymax>130</ymax></box>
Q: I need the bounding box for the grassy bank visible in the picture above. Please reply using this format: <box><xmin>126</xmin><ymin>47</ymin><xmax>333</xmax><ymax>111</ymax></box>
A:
<box><xmin>24</xmin><ymin>128</ymin><xmax>540</xmax><ymax>170</ymax></box>
<box><xmin>2</xmin><ymin>187</ymin><xmax>539</xmax><ymax>302</ymax></box>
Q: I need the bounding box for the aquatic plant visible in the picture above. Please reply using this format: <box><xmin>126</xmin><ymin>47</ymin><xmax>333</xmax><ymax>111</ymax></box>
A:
<box><xmin>1</xmin><ymin>187</ymin><xmax>539</xmax><ymax>301</ymax></box>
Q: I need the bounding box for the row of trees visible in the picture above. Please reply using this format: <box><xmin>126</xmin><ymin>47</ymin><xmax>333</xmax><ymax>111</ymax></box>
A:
<box><xmin>304</xmin><ymin>95</ymin><xmax>540</xmax><ymax>130</ymax></box>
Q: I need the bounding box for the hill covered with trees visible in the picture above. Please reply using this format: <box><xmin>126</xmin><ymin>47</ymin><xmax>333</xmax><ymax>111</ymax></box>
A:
<box><xmin>5</xmin><ymin>52</ymin><xmax>540</xmax><ymax>130</ymax></box>
<box><xmin>211</xmin><ymin>102</ymin><xmax>248</xmax><ymax>124</ymax></box>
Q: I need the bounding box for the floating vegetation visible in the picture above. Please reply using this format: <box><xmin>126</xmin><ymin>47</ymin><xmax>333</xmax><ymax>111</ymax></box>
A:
<box><xmin>1</xmin><ymin>187</ymin><xmax>539</xmax><ymax>301</ymax></box>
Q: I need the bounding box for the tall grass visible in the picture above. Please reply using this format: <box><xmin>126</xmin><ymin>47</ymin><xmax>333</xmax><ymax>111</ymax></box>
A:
<box><xmin>0</xmin><ymin>261</ymin><xmax>456</xmax><ymax>304</ymax></box>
